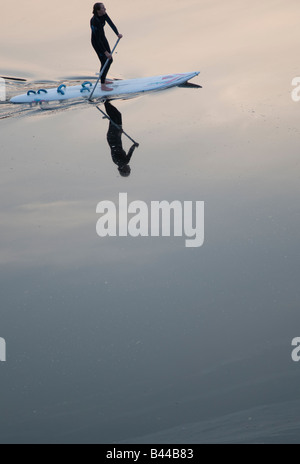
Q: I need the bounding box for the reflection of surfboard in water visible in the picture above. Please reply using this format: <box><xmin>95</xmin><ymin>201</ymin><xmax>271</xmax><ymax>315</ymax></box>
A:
<box><xmin>10</xmin><ymin>72</ymin><xmax>200</xmax><ymax>104</ymax></box>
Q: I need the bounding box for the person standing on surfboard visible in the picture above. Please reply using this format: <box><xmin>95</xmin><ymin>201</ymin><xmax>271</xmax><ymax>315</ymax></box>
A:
<box><xmin>91</xmin><ymin>3</ymin><xmax>123</xmax><ymax>92</ymax></box>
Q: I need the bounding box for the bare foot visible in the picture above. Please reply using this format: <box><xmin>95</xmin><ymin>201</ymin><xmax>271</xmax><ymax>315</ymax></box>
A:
<box><xmin>105</xmin><ymin>79</ymin><xmax>114</xmax><ymax>84</ymax></box>
<box><xmin>101</xmin><ymin>84</ymin><xmax>113</xmax><ymax>92</ymax></box>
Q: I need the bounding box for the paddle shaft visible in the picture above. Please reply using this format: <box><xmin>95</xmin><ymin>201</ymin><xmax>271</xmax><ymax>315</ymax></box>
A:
<box><xmin>89</xmin><ymin>37</ymin><xmax>121</xmax><ymax>101</ymax></box>
<box><xmin>95</xmin><ymin>105</ymin><xmax>139</xmax><ymax>146</ymax></box>
<box><xmin>0</xmin><ymin>76</ymin><xmax>27</xmax><ymax>82</ymax></box>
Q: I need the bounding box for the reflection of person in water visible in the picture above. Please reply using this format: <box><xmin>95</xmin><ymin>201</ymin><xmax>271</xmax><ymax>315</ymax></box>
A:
<box><xmin>104</xmin><ymin>101</ymin><xmax>138</xmax><ymax>177</ymax></box>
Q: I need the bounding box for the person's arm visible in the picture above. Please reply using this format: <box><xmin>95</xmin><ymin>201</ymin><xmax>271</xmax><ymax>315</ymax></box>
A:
<box><xmin>105</xmin><ymin>14</ymin><xmax>123</xmax><ymax>38</ymax></box>
<box><xmin>125</xmin><ymin>143</ymin><xmax>138</xmax><ymax>163</ymax></box>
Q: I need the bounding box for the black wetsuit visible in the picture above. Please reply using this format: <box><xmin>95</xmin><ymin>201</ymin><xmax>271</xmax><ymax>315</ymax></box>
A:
<box><xmin>90</xmin><ymin>14</ymin><xmax>119</xmax><ymax>84</ymax></box>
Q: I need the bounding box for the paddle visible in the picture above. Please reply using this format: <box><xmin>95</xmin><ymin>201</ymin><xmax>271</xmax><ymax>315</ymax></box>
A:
<box><xmin>0</xmin><ymin>76</ymin><xmax>27</xmax><ymax>82</ymax></box>
<box><xmin>89</xmin><ymin>37</ymin><xmax>121</xmax><ymax>101</ymax></box>
<box><xmin>95</xmin><ymin>105</ymin><xmax>139</xmax><ymax>146</ymax></box>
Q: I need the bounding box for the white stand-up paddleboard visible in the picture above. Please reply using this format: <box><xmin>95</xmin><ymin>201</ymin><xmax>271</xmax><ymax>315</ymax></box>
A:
<box><xmin>10</xmin><ymin>72</ymin><xmax>200</xmax><ymax>104</ymax></box>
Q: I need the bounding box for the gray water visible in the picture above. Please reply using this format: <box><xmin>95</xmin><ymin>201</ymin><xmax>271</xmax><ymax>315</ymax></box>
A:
<box><xmin>0</xmin><ymin>0</ymin><xmax>300</xmax><ymax>444</ymax></box>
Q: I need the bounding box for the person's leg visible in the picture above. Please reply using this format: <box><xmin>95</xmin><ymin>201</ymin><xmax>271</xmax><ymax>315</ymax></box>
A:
<box><xmin>105</xmin><ymin>101</ymin><xmax>122</xmax><ymax>126</ymax></box>
<box><xmin>99</xmin><ymin>54</ymin><xmax>113</xmax><ymax>85</ymax></box>
<box><xmin>93</xmin><ymin>45</ymin><xmax>114</xmax><ymax>91</ymax></box>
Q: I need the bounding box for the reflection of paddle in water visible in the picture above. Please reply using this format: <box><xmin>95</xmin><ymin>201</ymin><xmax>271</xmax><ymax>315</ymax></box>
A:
<box><xmin>97</xmin><ymin>101</ymin><xmax>139</xmax><ymax>177</ymax></box>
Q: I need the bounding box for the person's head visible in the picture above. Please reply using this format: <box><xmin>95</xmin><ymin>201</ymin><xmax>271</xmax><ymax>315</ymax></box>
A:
<box><xmin>93</xmin><ymin>3</ymin><xmax>106</xmax><ymax>16</ymax></box>
<box><xmin>118</xmin><ymin>165</ymin><xmax>131</xmax><ymax>177</ymax></box>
